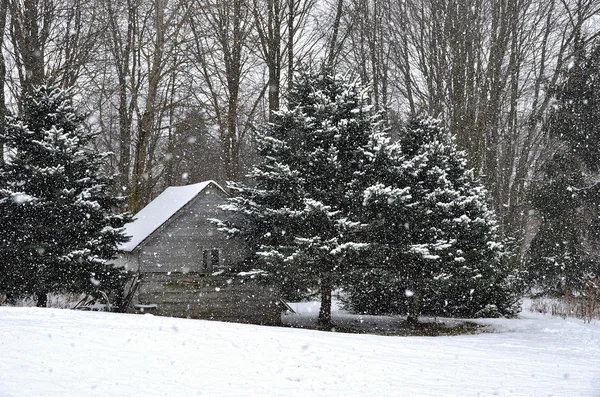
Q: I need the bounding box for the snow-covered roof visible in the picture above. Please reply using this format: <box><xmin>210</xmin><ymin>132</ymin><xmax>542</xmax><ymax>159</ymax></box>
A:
<box><xmin>120</xmin><ymin>180</ymin><xmax>226</xmax><ymax>252</ymax></box>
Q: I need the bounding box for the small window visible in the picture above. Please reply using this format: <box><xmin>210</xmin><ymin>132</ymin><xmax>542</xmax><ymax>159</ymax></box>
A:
<box><xmin>202</xmin><ymin>250</ymin><xmax>210</xmax><ymax>271</ymax></box>
<box><xmin>211</xmin><ymin>249</ymin><xmax>220</xmax><ymax>268</ymax></box>
<box><xmin>202</xmin><ymin>249</ymin><xmax>220</xmax><ymax>271</ymax></box>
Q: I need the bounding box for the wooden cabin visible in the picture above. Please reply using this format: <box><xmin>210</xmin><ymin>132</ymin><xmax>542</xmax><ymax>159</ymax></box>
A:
<box><xmin>116</xmin><ymin>181</ymin><xmax>282</xmax><ymax>325</ymax></box>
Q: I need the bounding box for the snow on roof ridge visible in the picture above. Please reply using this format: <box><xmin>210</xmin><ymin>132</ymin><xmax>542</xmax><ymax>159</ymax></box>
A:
<box><xmin>119</xmin><ymin>180</ymin><xmax>225</xmax><ymax>252</ymax></box>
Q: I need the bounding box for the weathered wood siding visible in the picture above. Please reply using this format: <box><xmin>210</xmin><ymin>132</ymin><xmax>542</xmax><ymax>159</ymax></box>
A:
<box><xmin>137</xmin><ymin>186</ymin><xmax>246</xmax><ymax>273</ymax></box>
<box><xmin>135</xmin><ymin>273</ymin><xmax>282</xmax><ymax>325</ymax></box>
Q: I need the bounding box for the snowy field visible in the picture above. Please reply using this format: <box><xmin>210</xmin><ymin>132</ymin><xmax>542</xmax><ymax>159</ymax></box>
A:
<box><xmin>1</xmin><ymin>303</ymin><xmax>599</xmax><ymax>397</ymax></box>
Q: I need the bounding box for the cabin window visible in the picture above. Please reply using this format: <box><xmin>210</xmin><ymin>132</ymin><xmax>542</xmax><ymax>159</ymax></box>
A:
<box><xmin>202</xmin><ymin>250</ymin><xmax>209</xmax><ymax>270</ymax></box>
<box><xmin>202</xmin><ymin>249</ymin><xmax>220</xmax><ymax>271</ymax></box>
<box><xmin>211</xmin><ymin>249</ymin><xmax>220</xmax><ymax>267</ymax></box>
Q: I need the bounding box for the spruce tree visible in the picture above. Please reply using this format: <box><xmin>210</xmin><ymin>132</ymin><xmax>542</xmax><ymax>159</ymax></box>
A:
<box><xmin>343</xmin><ymin>115</ymin><xmax>518</xmax><ymax>321</ymax></box>
<box><xmin>339</xmin><ymin>131</ymin><xmax>413</xmax><ymax>316</ymax></box>
<box><xmin>215</xmin><ymin>71</ymin><xmax>380</xmax><ymax>326</ymax></box>
<box><xmin>527</xmin><ymin>41</ymin><xmax>600</xmax><ymax>294</ymax></box>
<box><xmin>0</xmin><ymin>86</ymin><xmax>132</xmax><ymax>307</ymax></box>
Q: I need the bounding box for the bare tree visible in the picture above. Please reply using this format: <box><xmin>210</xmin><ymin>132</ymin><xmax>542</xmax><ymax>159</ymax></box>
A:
<box><xmin>98</xmin><ymin>0</ymin><xmax>139</xmax><ymax>198</ymax></box>
<box><xmin>7</xmin><ymin>0</ymin><xmax>102</xmax><ymax>104</ymax></box>
<box><xmin>326</xmin><ymin>0</ymin><xmax>345</xmax><ymax>69</ymax></box>
<box><xmin>252</xmin><ymin>0</ymin><xmax>282</xmax><ymax>117</ymax></box>
<box><xmin>367</xmin><ymin>0</ymin><xmax>600</xmax><ymax>244</ymax></box>
<box><xmin>344</xmin><ymin>0</ymin><xmax>394</xmax><ymax>111</ymax></box>
<box><xmin>190</xmin><ymin>0</ymin><xmax>256</xmax><ymax>182</ymax></box>
<box><xmin>3</xmin><ymin>0</ymin><xmax>596</xmax><ymax>249</ymax></box>
<box><xmin>7</xmin><ymin>0</ymin><xmax>48</xmax><ymax>100</ymax></box>
<box><xmin>118</xmin><ymin>0</ymin><xmax>191</xmax><ymax>212</ymax></box>
<box><xmin>251</xmin><ymin>0</ymin><xmax>315</xmax><ymax>117</ymax></box>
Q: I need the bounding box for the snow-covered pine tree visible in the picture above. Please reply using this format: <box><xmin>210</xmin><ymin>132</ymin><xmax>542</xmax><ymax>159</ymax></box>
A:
<box><xmin>215</xmin><ymin>70</ymin><xmax>381</xmax><ymax>326</ymax></box>
<box><xmin>527</xmin><ymin>41</ymin><xmax>600</xmax><ymax>294</ymax></box>
<box><xmin>0</xmin><ymin>86</ymin><xmax>132</xmax><ymax>307</ymax></box>
<box><xmin>527</xmin><ymin>153</ymin><xmax>599</xmax><ymax>292</ymax></box>
<box><xmin>339</xmin><ymin>131</ymin><xmax>414</xmax><ymax>316</ymax></box>
<box><xmin>399</xmin><ymin>116</ymin><xmax>517</xmax><ymax>320</ymax></box>
<box><xmin>343</xmin><ymin>115</ymin><xmax>519</xmax><ymax>322</ymax></box>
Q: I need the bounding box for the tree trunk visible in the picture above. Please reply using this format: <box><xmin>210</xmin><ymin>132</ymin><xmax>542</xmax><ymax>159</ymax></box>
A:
<box><xmin>327</xmin><ymin>0</ymin><xmax>344</xmax><ymax>71</ymax></box>
<box><xmin>268</xmin><ymin>0</ymin><xmax>281</xmax><ymax>119</ymax></box>
<box><xmin>225</xmin><ymin>93</ymin><xmax>240</xmax><ymax>181</ymax></box>
<box><xmin>406</xmin><ymin>289</ymin><xmax>421</xmax><ymax>325</ymax></box>
<box><xmin>104</xmin><ymin>0</ymin><xmax>136</xmax><ymax>199</ymax></box>
<box><xmin>117</xmin><ymin>78</ymin><xmax>132</xmax><ymax>195</ymax></box>
<box><xmin>36</xmin><ymin>291</ymin><xmax>48</xmax><ymax>308</ymax></box>
<box><xmin>129</xmin><ymin>115</ymin><xmax>151</xmax><ymax>213</ymax></box>
<box><xmin>318</xmin><ymin>277</ymin><xmax>332</xmax><ymax>327</ymax></box>
<box><xmin>10</xmin><ymin>0</ymin><xmax>47</xmax><ymax>101</ymax></box>
<box><xmin>0</xmin><ymin>0</ymin><xmax>7</xmax><ymax>166</ymax></box>
<box><xmin>287</xmin><ymin>0</ymin><xmax>294</xmax><ymax>92</ymax></box>
<box><xmin>128</xmin><ymin>0</ymin><xmax>165</xmax><ymax>212</ymax></box>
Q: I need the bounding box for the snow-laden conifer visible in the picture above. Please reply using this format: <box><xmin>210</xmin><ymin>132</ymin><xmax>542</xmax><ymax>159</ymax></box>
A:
<box><xmin>343</xmin><ymin>115</ymin><xmax>519</xmax><ymax>321</ymax></box>
<box><xmin>0</xmin><ymin>86</ymin><xmax>132</xmax><ymax>307</ymax></box>
<box><xmin>527</xmin><ymin>43</ymin><xmax>600</xmax><ymax>294</ymax></box>
<box><xmin>215</xmin><ymin>71</ymin><xmax>381</xmax><ymax>326</ymax></box>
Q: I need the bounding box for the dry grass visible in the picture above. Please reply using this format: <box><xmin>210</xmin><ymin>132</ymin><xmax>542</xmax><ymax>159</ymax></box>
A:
<box><xmin>323</xmin><ymin>320</ymin><xmax>488</xmax><ymax>337</ymax></box>
<box><xmin>0</xmin><ymin>293</ymin><xmax>89</xmax><ymax>309</ymax></box>
<box><xmin>530</xmin><ymin>278</ymin><xmax>600</xmax><ymax>323</ymax></box>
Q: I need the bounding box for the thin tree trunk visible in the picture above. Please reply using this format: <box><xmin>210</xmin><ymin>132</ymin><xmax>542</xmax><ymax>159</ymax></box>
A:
<box><xmin>36</xmin><ymin>291</ymin><xmax>48</xmax><ymax>308</ymax></box>
<box><xmin>318</xmin><ymin>276</ymin><xmax>332</xmax><ymax>327</ymax></box>
<box><xmin>225</xmin><ymin>93</ymin><xmax>240</xmax><ymax>181</ymax></box>
<box><xmin>287</xmin><ymin>0</ymin><xmax>294</xmax><ymax>92</ymax></box>
<box><xmin>252</xmin><ymin>0</ymin><xmax>281</xmax><ymax>120</ymax></box>
<box><xmin>268</xmin><ymin>0</ymin><xmax>281</xmax><ymax>118</ymax></box>
<box><xmin>108</xmin><ymin>0</ymin><xmax>137</xmax><ymax>197</ymax></box>
<box><xmin>406</xmin><ymin>289</ymin><xmax>421</xmax><ymax>325</ymax></box>
<box><xmin>9</xmin><ymin>0</ymin><xmax>47</xmax><ymax>102</ymax></box>
<box><xmin>327</xmin><ymin>0</ymin><xmax>343</xmax><ymax>71</ymax></box>
<box><xmin>117</xmin><ymin>80</ymin><xmax>132</xmax><ymax>194</ymax></box>
<box><xmin>0</xmin><ymin>0</ymin><xmax>7</xmax><ymax>166</ymax></box>
<box><xmin>369</xmin><ymin>0</ymin><xmax>379</xmax><ymax>110</ymax></box>
<box><xmin>129</xmin><ymin>0</ymin><xmax>165</xmax><ymax>212</ymax></box>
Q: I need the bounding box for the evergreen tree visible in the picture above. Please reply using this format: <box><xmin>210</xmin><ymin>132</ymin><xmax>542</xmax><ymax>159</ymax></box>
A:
<box><xmin>527</xmin><ymin>160</ymin><xmax>596</xmax><ymax>293</ymax></box>
<box><xmin>0</xmin><ymin>86</ymin><xmax>132</xmax><ymax>307</ymax></box>
<box><xmin>528</xmin><ymin>153</ymin><xmax>590</xmax><ymax>293</ymax></box>
<box><xmin>215</xmin><ymin>71</ymin><xmax>381</xmax><ymax>326</ymax></box>
<box><xmin>527</xmin><ymin>41</ymin><xmax>600</xmax><ymax>294</ymax></box>
<box><xmin>343</xmin><ymin>115</ymin><xmax>519</xmax><ymax>322</ymax></box>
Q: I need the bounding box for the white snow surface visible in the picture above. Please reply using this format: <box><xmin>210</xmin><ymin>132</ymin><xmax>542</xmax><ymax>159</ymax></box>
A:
<box><xmin>1</xmin><ymin>304</ymin><xmax>599</xmax><ymax>397</ymax></box>
<box><xmin>119</xmin><ymin>180</ymin><xmax>224</xmax><ymax>252</ymax></box>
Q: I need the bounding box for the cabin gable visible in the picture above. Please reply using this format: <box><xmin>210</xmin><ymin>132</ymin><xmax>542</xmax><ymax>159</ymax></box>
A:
<box><xmin>135</xmin><ymin>185</ymin><xmax>245</xmax><ymax>274</ymax></box>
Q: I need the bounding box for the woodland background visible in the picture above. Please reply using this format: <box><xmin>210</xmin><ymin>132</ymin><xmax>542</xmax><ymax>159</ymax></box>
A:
<box><xmin>1</xmin><ymin>0</ymin><xmax>599</xmax><ymax>266</ymax></box>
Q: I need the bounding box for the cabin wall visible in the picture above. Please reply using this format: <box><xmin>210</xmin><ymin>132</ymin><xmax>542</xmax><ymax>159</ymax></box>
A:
<box><xmin>137</xmin><ymin>187</ymin><xmax>247</xmax><ymax>273</ymax></box>
<box><xmin>134</xmin><ymin>273</ymin><xmax>282</xmax><ymax>325</ymax></box>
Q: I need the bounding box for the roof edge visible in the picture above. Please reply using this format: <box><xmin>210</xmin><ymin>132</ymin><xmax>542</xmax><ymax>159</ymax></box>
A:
<box><xmin>119</xmin><ymin>180</ymin><xmax>229</xmax><ymax>253</ymax></box>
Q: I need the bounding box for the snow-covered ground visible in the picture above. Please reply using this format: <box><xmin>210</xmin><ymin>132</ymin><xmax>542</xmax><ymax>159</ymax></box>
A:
<box><xmin>1</xmin><ymin>302</ymin><xmax>599</xmax><ymax>397</ymax></box>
